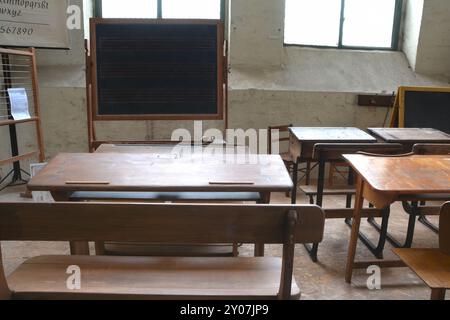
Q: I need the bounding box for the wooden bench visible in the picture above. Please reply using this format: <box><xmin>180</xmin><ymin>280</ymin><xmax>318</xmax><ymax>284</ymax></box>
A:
<box><xmin>0</xmin><ymin>202</ymin><xmax>324</xmax><ymax>300</ymax></box>
<box><xmin>393</xmin><ymin>202</ymin><xmax>450</xmax><ymax>300</ymax></box>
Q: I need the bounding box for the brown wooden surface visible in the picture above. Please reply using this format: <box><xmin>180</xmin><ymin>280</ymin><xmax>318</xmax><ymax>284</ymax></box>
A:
<box><xmin>0</xmin><ymin>151</ymin><xmax>39</xmax><ymax>166</ymax></box>
<box><xmin>27</xmin><ymin>153</ymin><xmax>293</xmax><ymax>193</ymax></box>
<box><xmin>343</xmin><ymin>154</ymin><xmax>450</xmax><ymax>194</ymax></box>
<box><xmin>30</xmin><ymin>47</ymin><xmax>45</xmax><ymax>162</ymax></box>
<box><xmin>393</xmin><ymin>249</ymin><xmax>450</xmax><ymax>290</ymax></box>
<box><xmin>391</xmin><ymin>203</ymin><xmax>450</xmax><ymax>299</ymax></box>
<box><xmin>369</xmin><ymin>128</ymin><xmax>450</xmax><ymax>143</ymax></box>
<box><xmin>0</xmin><ymin>202</ymin><xmax>325</xmax><ymax>300</ymax></box>
<box><xmin>102</xmin><ymin>243</ymin><xmax>235</xmax><ymax>257</ymax></box>
<box><xmin>7</xmin><ymin>255</ymin><xmax>300</xmax><ymax>300</ymax></box>
<box><xmin>0</xmin><ymin>48</ymin><xmax>33</xmax><ymax>56</ymax></box>
<box><xmin>344</xmin><ymin>155</ymin><xmax>450</xmax><ymax>283</ymax></box>
<box><xmin>0</xmin><ymin>202</ymin><xmax>324</xmax><ymax>244</ymax></box>
<box><xmin>0</xmin><ymin>117</ymin><xmax>38</xmax><ymax>127</ymax></box>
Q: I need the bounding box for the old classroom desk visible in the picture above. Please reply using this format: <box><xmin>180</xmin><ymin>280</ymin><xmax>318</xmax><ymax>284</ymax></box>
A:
<box><xmin>343</xmin><ymin>154</ymin><xmax>450</xmax><ymax>283</ymax></box>
<box><xmin>27</xmin><ymin>152</ymin><xmax>293</xmax><ymax>256</ymax></box>
<box><xmin>289</xmin><ymin>127</ymin><xmax>376</xmax><ymax>204</ymax></box>
<box><xmin>368</xmin><ymin>128</ymin><xmax>450</xmax><ymax>151</ymax></box>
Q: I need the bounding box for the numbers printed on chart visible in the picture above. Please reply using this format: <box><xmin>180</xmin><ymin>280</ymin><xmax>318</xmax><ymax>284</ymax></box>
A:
<box><xmin>0</xmin><ymin>25</ymin><xmax>34</xmax><ymax>35</ymax></box>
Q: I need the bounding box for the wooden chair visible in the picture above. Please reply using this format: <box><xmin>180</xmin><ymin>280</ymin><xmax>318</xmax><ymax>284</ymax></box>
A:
<box><xmin>268</xmin><ymin>124</ymin><xmax>311</xmax><ymax>196</ymax></box>
<box><xmin>393</xmin><ymin>202</ymin><xmax>450</xmax><ymax>300</ymax></box>
<box><xmin>0</xmin><ymin>202</ymin><xmax>324</xmax><ymax>300</ymax></box>
<box><xmin>300</xmin><ymin>143</ymin><xmax>404</xmax><ymax>262</ymax></box>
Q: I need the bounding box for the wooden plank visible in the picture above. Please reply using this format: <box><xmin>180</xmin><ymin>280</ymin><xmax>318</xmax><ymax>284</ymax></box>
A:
<box><xmin>0</xmin><ymin>202</ymin><xmax>324</xmax><ymax>245</ymax></box>
<box><xmin>324</xmin><ymin>208</ymin><xmax>383</xmax><ymax>219</ymax></box>
<box><xmin>7</xmin><ymin>255</ymin><xmax>300</xmax><ymax>300</ymax></box>
<box><xmin>343</xmin><ymin>154</ymin><xmax>450</xmax><ymax>194</ymax></box>
<box><xmin>368</xmin><ymin>128</ymin><xmax>450</xmax><ymax>143</ymax></box>
<box><xmin>0</xmin><ymin>117</ymin><xmax>38</xmax><ymax>127</ymax></box>
<box><xmin>27</xmin><ymin>153</ymin><xmax>293</xmax><ymax>193</ymax></box>
<box><xmin>393</xmin><ymin>248</ymin><xmax>450</xmax><ymax>289</ymax></box>
<box><xmin>0</xmin><ymin>151</ymin><xmax>39</xmax><ymax>166</ymax></box>
<box><xmin>0</xmin><ymin>48</ymin><xmax>34</xmax><ymax>57</ymax></box>
<box><xmin>30</xmin><ymin>48</ymin><xmax>46</xmax><ymax>162</ymax></box>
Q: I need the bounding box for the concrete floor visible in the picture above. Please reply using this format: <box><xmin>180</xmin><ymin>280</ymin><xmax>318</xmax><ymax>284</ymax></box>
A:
<box><xmin>0</xmin><ymin>184</ymin><xmax>445</xmax><ymax>300</ymax></box>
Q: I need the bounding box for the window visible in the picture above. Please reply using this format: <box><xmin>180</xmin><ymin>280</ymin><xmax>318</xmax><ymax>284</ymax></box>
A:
<box><xmin>98</xmin><ymin>0</ymin><xmax>223</xmax><ymax>20</ymax></box>
<box><xmin>284</xmin><ymin>0</ymin><xmax>403</xmax><ymax>50</ymax></box>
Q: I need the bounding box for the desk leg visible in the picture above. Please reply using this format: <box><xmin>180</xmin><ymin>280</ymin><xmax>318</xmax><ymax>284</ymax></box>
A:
<box><xmin>431</xmin><ymin>289</ymin><xmax>446</xmax><ymax>300</ymax></box>
<box><xmin>255</xmin><ymin>192</ymin><xmax>271</xmax><ymax>257</ymax></box>
<box><xmin>70</xmin><ymin>242</ymin><xmax>90</xmax><ymax>255</ymax></box>
<box><xmin>291</xmin><ymin>157</ymin><xmax>299</xmax><ymax>205</ymax></box>
<box><xmin>345</xmin><ymin>177</ymin><xmax>365</xmax><ymax>283</ymax></box>
<box><xmin>51</xmin><ymin>191</ymin><xmax>90</xmax><ymax>256</ymax></box>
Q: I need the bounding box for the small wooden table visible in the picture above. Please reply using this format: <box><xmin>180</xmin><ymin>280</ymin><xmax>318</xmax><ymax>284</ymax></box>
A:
<box><xmin>289</xmin><ymin>127</ymin><xmax>376</xmax><ymax>203</ymax></box>
<box><xmin>368</xmin><ymin>128</ymin><xmax>450</xmax><ymax>151</ymax></box>
<box><xmin>28</xmin><ymin>152</ymin><xmax>293</xmax><ymax>256</ymax></box>
<box><xmin>343</xmin><ymin>154</ymin><xmax>450</xmax><ymax>283</ymax></box>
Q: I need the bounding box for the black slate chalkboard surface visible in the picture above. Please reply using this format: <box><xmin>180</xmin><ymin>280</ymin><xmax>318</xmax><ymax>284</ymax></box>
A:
<box><xmin>403</xmin><ymin>91</ymin><xmax>450</xmax><ymax>133</ymax></box>
<box><xmin>90</xmin><ymin>19</ymin><xmax>224</xmax><ymax>120</ymax></box>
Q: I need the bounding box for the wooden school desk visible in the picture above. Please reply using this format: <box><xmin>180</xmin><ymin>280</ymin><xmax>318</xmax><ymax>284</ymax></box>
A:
<box><xmin>343</xmin><ymin>154</ymin><xmax>450</xmax><ymax>283</ymax></box>
<box><xmin>27</xmin><ymin>152</ymin><xmax>293</xmax><ymax>256</ymax></box>
<box><xmin>368</xmin><ymin>128</ymin><xmax>450</xmax><ymax>151</ymax></box>
<box><xmin>289</xmin><ymin>127</ymin><xmax>376</xmax><ymax>203</ymax></box>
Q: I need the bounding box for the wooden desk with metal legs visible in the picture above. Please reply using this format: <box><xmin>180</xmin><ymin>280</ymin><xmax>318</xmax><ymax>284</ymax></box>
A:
<box><xmin>344</xmin><ymin>154</ymin><xmax>450</xmax><ymax>283</ymax></box>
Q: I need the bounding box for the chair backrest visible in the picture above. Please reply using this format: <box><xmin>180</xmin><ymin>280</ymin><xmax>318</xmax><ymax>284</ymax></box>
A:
<box><xmin>268</xmin><ymin>124</ymin><xmax>293</xmax><ymax>154</ymax></box>
<box><xmin>413</xmin><ymin>144</ymin><xmax>450</xmax><ymax>155</ymax></box>
<box><xmin>440</xmin><ymin>202</ymin><xmax>450</xmax><ymax>255</ymax></box>
<box><xmin>312</xmin><ymin>143</ymin><xmax>404</xmax><ymax>161</ymax></box>
<box><xmin>0</xmin><ymin>202</ymin><xmax>325</xmax><ymax>300</ymax></box>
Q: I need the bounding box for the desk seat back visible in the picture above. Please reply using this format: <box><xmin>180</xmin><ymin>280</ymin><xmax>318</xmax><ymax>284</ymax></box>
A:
<box><xmin>440</xmin><ymin>202</ymin><xmax>450</xmax><ymax>255</ymax></box>
<box><xmin>0</xmin><ymin>202</ymin><xmax>324</xmax><ymax>244</ymax></box>
<box><xmin>312</xmin><ymin>143</ymin><xmax>403</xmax><ymax>161</ymax></box>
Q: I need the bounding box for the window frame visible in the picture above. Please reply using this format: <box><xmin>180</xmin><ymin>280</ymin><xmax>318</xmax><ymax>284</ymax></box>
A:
<box><xmin>95</xmin><ymin>0</ymin><xmax>226</xmax><ymax>21</ymax></box>
<box><xmin>284</xmin><ymin>0</ymin><xmax>404</xmax><ymax>51</ymax></box>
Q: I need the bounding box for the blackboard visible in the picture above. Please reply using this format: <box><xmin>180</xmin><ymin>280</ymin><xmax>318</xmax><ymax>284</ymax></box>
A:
<box><xmin>399</xmin><ymin>87</ymin><xmax>450</xmax><ymax>133</ymax></box>
<box><xmin>90</xmin><ymin>19</ymin><xmax>224</xmax><ymax>120</ymax></box>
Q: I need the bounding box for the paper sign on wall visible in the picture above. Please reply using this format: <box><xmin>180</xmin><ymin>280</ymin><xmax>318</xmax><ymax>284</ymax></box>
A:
<box><xmin>8</xmin><ymin>88</ymin><xmax>31</xmax><ymax>120</ymax></box>
<box><xmin>0</xmin><ymin>0</ymin><xmax>69</xmax><ymax>48</ymax></box>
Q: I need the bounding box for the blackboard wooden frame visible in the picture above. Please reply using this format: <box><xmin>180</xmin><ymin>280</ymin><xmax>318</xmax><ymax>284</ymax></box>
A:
<box><xmin>89</xmin><ymin>18</ymin><xmax>225</xmax><ymax>121</ymax></box>
<box><xmin>389</xmin><ymin>86</ymin><xmax>450</xmax><ymax>132</ymax></box>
